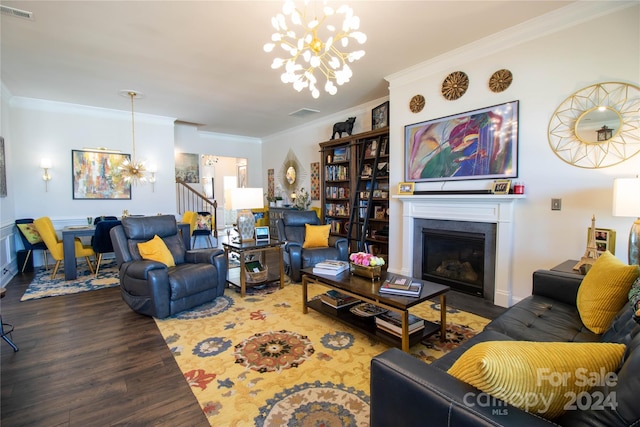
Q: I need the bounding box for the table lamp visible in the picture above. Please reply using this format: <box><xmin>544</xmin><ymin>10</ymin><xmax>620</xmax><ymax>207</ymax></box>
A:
<box><xmin>612</xmin><ymin>177</ymin><xmax>640</xmax><ymax>265</ymax></box>
<box><xmin>231</xmin><ymin>187</ymin><xmax>264</xmax><ymax>242</ymax></box>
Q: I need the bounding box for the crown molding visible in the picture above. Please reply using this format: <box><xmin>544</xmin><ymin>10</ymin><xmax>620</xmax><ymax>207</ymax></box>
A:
<box><xmin>386</xmin><ymin>1</ymin><xmax>636</xmax><ymax>88</ymax></box>
<box><xmin>9</xmin><ymin>96</ymin><xmax>176</xmax><ymax>126</ymax></box>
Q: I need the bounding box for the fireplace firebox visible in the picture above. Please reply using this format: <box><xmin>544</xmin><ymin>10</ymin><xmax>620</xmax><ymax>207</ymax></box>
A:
<box><xmin>422</xmin><ymin>229</ymin><xmax>485</xmax><ymax>296</ymax></box>
<box><xmin>413</xmin><ymin>219</ymin><xmax>496</xmax><ymax>302</ymax></box>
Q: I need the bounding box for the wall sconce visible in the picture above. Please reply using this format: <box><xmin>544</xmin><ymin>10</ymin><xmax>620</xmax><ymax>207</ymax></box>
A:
<box><xmin>40</xmin><ymin>158</ymin><xmax>52</xmax><ymax>191</ymax></box>
<box><xmin>148</xmin><ymin>164</ymin><xmax>157</xmax><ymax>192</ymax></box>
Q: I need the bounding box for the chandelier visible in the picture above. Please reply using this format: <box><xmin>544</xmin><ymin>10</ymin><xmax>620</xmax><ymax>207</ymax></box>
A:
<box><xmin>118</xmin><ymin>90</ymin><xmax>147</xmax><ymax>184</ymax></box>
<box><xmin>263</xmin><ymin>0</ymin><xmax>366</xmax><ymax>98</ymax></box>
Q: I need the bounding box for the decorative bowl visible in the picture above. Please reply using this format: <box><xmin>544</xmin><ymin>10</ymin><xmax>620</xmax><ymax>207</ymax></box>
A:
<box><xmin>350</xmin><ymin>263</ymin><xmax>381</xmax><ymax>280</ymax></box>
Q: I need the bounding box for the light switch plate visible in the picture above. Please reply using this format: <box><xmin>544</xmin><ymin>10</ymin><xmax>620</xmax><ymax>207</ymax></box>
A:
<box><xmin>551</xmin><ymin>198</ymin><xmax>562</xmax><ymax>210</ymax></box>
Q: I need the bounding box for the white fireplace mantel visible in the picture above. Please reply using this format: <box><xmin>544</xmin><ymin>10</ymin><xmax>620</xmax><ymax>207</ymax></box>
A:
<box><xmin>394</xmin><ymin>194</ymin><xmax>525</xmax><ymax>307</ymax></box>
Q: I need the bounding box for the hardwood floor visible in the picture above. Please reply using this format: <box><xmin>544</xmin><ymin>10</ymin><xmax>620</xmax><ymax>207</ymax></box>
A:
<box><xmin>1</xmin><ymin>273</ymin><xmax>208</xmax><ymax>427</ymax></box>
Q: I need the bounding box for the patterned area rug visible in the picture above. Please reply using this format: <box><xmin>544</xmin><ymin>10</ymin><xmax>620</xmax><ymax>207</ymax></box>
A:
<box><xmin>154</xmin><ymin>282</ymin><xmax>489</xmax><ymax>426</ymax></box>
<box><xmin>20</xmin><ymin>260</ymin><xmax>119</xmax><ymax>301</ymax></box>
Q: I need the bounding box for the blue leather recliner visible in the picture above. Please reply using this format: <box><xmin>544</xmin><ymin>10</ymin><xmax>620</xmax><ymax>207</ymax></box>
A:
<box><xmin>110</xmin><ymin>215</ymin><xmax>227</xmax><ymax>318</ymax></box>
<box><xmin>276</xmin><ymin>210</ymin><xmax>348</xmax><ymax>282</ymax></box>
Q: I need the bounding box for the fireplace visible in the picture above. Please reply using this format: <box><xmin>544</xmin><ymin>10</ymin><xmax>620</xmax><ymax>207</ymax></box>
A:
<box><xmin>396</xmin><ymin>194</ymin><xmax>522</xmax><ymax>307</ymax></box>
<box><xmin>419</xmin><ymin>220</ymin><xmax>496</xmax><ymax>299</ymax></box>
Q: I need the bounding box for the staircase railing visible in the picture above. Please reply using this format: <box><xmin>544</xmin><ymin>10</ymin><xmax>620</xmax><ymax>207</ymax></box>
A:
<box><xmin>175</xmin><ymin>180</ymin><xmax>218</xmax><ymax>238</ymax></box>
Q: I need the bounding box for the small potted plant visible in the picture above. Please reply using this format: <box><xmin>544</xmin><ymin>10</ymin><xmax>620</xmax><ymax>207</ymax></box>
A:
<box><xmin>265</xmin><ymin>193</ymin><xmax>276</xmax><ymax>207</ymax></box>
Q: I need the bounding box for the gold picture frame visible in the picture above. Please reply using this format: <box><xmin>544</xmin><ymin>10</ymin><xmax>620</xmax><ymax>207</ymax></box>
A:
<box><xmin>398</xmin><ymin>182</ymin><xmax>415</xmax><ymax>195</ymax></box>
<box><xmin>491</xmin><ymin>179</ymin><xmax>511</xmax><ymax>194</ymax></box>
<box><xmin>589</xmin><ymin>227</ymin><xmax>616</xmax><ymax>255</ymax></box>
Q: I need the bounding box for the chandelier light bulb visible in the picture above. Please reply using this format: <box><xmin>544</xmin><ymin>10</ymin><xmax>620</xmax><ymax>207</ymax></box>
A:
<box><xmin>265</xmin><ymin>0</ymin><xmax>366</xmax><ymax>98</ymax></box>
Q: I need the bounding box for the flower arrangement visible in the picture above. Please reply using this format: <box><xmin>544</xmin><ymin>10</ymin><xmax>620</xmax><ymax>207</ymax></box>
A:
<box><xmin>292</xmin><ymin>187</ymin><xmax>311</xmax><ymax>210</ymax></box>
<box><xmin>349</xmin><ymin>252</ymin><xmax>385</xmax><ymax>267</ymax></box>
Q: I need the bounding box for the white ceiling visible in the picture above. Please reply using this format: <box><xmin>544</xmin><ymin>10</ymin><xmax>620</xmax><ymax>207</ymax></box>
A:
<box><xmin>1</xmin><ymin>0</ymin><xmax>574</xmax><ymax>138</ymax></box>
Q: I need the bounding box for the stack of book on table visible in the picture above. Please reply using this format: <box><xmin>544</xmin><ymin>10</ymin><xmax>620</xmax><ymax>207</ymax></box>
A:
<box><xmin>375</xmin><ymin>311</ymin><xmax>425</xmax><ymax>337</ymax></box>
<box><xmin>379</xmin><ymin>275</ymin><xmax>423</xmax><ymax>297</ymax></box>
<box><xmin>319</xmin><ymin>290</ymin><xmax>359</xmax><ymax>309</ymax></box>
<box><xmin>312</xmin><ymin>260</ymin><xmax>349</xmax><ymax>275</ymax></box>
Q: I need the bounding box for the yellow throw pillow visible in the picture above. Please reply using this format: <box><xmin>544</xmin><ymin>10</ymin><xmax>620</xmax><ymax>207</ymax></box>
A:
<box><xmin>577</xmin><ymin>251</ymin><xmax>640</xmax><ymax>334</ymax></box>
<box><xmin>137</xmin><ymin>235</ymin><xmax>176</xmax><ymax>267</ymax></box>
<box><xmin>17</xmin><ymin>223</ymin><xmax>43</xmax><ymax>244</ymax></box>
<box><xmin>448</xmin><ymin>341</ymin><xmax>625</xmax><ymax>419</ymax></box>
<box><xmin>303</xmin><ymin>224</ymin><xmax>331</xmax><ymax>248</ymax></box>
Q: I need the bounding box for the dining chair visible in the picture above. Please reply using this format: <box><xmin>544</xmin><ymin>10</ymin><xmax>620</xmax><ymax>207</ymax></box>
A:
<box><xmin>93</xmin><ymin>216</ymin><xmax>118</xmax><ymax>225</ymax></box>
<box><xmin>91</xmin><ymin>219</ymin><xmax>121</xmax><ymax>276</ymax></box>
<box><xmin>192</xmin><ymin>211</ymin><xmax>214</xmax><ymax>248</ymax></box>
<box><xmin>33</xmin><ymin>216</ymin><xmax>95</xmax><ymax>279</ymax></box>
<box><xmin>15</xmin><ymin>218</ymin><xmax>48</xmax><ymax>272</ymax></box>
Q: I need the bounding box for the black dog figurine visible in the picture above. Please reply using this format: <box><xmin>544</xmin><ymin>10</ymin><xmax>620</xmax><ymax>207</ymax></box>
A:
<box><xmin>331</xmin><ymin>117</ymin><xmax>356</xmax><ymax>139</ymax></box>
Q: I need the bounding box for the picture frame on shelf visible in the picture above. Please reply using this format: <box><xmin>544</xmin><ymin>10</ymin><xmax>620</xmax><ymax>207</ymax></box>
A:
<box><xmin>365</xmin><ymin>139</ymin><xmax>378</xmax><ymax>158</ymax></box>
<box><xmin>398</xmin><ymin>182</ymin><xmax>414</xmax><ymax>195</ymax></box>
<box><xmin>491</xmin><ymin>179</ymin><xmax>511</xmax><ymax>194</ymax></box>
<box><xmin>374</xmin><ymin>206</ymin><xmax>386</xmax><ymax>219</ymax></box>
<box><xmin>72</xmin><ymin>149</ymin><xmax>131</xmax><ymax>200</ymax></box>
<box><xmin>333</xmin><ymin>147</ymin><xmax>348</xmax><ymax>162</ymax></box>
<box><xmin>372</xmin><ymin>101</ymin><xmax>389</xmax><ymax>130</ymax></box>
<box><xmin>589</xmin><ymin>227</ymin><xmax>616</xmax><ymax>255</ymax></box>
<box><xmin>380</xmin><ymin>137</ymin><xmax>388</xmax><ymax>156</ymax></box>
<box><xmin>405</xmin><ymin>100</ymin><xmax>519</xmax><ymax>182</ymax></box>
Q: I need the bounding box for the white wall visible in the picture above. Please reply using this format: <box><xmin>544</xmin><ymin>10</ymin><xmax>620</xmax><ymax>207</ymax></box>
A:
<box><xmin>9</xmin><ymin>97</ymin><xmax>177</xmax><ymax>219</ymax></box>
<box><xmin>387</xmin><ymin>2</ymin><xmax>639</xmax><ymax>303</ymax></box>
<box><xmin>262</xmin><ymin>2</ymin><xmax>640</xmax><ymax>304</ymax></box>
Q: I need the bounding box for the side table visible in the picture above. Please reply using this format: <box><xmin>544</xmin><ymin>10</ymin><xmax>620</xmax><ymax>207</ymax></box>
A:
<box><xmin>550</xmin><ymin>259</ymin><xmax>588</xmax><ymax>276</ymax></box>
<box><xmin>223</xmin><ymin>239</ymin><xmax>285</xmax><ymax>297</ymax></box>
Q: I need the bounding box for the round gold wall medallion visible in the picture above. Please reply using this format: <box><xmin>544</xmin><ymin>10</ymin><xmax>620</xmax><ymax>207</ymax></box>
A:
<box><xmin>409</xmin><ymin>94</ymin><xmax>425</xmax><ymax>113</ymax></box>
<box><xmin>441</xmin><ymin>71</ymin><xmax>469</xmax><ymax>100</ymax></box>
<box><xmin>489</xmin><ymin>69</ymin><xmax>513</xmax><ymax>93</ymax></box>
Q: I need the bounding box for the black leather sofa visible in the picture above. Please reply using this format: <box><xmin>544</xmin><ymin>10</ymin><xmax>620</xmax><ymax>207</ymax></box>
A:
<box><xmin>371</xmin><ymin>270</ymin><xmax>640</xmax><ymax>426</ymax></box>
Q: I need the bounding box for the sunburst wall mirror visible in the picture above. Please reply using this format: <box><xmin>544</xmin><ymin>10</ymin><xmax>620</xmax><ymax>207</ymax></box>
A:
<box><xmin>548</xmin><ymin>82</ymin><xmax>640</xmax><ymax>168</ymax></box>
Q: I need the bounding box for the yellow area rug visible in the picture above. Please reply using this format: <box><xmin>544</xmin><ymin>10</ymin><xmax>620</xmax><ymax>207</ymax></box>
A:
<box><xmin>154</xmin><ymin>282</ymin><xmax>489</xmax><ymax>426</ymax></box>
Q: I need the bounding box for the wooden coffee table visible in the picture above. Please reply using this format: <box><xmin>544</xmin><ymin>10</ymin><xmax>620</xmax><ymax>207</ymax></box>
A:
<box><xmin>301</xmin><ymin>269</ymin><xmax>449</xmax><ymax>352</ymax></box>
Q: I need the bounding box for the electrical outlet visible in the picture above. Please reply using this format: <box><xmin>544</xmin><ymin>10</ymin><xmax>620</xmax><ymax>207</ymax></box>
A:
<box><xmin>551</xmin><ymin>198</ymin><xmax>562</xmax><ymax>211</ymax></box>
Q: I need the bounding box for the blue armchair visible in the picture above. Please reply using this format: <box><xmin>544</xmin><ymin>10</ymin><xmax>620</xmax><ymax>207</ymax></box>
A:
<box><xmin>110</xmin><ymin>215</ymin><xmax>227</xmax><ymax>318</ymax></box>
<box><xmin>276</xmin><ymin>210</ymin><xmax>348</xmax><ymax>282</ymax></box>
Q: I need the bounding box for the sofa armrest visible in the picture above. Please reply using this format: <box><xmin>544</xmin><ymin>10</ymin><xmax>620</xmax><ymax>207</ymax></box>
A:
<box><xmin>185</xmin><ymin>248</ymin><xmax>223</xmax><ymax>264</ymax></box>
<box><xmin>329</xmin><ymin>236</ymin><xmax>349</xmax><ymax>260</ymax></box>
<box><xmin>532</xmin><ymin>269</ymin><xmax>583</xmax><ymax>306</ymax></box>
<box><xmin>371</xmin><ymin>348</ymin><xmax>556</xmax><ymax>427</ymax></box>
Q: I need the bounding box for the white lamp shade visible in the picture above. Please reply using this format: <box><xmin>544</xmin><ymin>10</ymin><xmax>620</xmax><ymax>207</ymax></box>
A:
<box><xmin>40</xmin><ymin>158</ymin><xmax>52</xmax><ymax>169</ymax></box>
<box><xmin>612</xmin><ymin>178</ymin><xmax>640</xmax><ymax>217</ymax></box>
<box><xmin>231</xmin><ymin>187</ymin><xmax>264</xmax><ymax>211</ymax></box>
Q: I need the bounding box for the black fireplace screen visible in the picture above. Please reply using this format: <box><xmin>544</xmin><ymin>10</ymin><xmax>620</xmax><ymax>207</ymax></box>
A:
<box><xmin>422</xmin><ymin>229</ymin><xmax>485</xmax><ymax>296</ymax></box>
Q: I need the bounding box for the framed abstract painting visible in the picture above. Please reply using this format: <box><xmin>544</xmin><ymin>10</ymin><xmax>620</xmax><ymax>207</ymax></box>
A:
<box><xmin>405</xmin><ymin>100</ymin><xmax>519</xmax><ymax>182</ymax></box>
<box><xmin>72</xmin><ymin>149</ymin><xmax>131</xmax><ymax>199</ymax></box>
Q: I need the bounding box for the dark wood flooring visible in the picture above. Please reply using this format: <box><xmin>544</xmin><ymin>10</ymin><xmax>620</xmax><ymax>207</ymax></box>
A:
<box><xmin>1</xmin><ymin>268</ymin><xmax>505</xmax><ymax>427</ymax></box>
<box><xmin>1</xmin><ymin>272</ymin><xmax>209</xmax><ymax>427</ymax></box>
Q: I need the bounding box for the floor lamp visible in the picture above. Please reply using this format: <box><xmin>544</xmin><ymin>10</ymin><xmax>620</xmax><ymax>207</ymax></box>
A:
<box><xmin>231</xmin><ymin>188</ymin><xmax>264</xmax><ymax>242</ymax></box>
<box><xmin>612</xmin><ymin>177</ymin><xmax>640</xmax><ymax>265</ymax></box>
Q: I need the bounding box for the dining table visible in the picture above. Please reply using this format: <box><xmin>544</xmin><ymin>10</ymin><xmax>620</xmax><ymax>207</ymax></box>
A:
<box><xmin>61</xmin><ymin>225</ymin><xmax>96</xmax><ymax>280</ymax></box>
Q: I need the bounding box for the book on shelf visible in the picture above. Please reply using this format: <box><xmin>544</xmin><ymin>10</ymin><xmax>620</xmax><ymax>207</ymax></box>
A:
<box><xmin>375</xmin><ymin>311</ymin><xmax>425</xmax><ymax>336</ymax></box>
<box><xmin>376</xmin><ymin>323</ymin><xmax>425</xmax><ymax>338</ymax></box>
<box><xmin>319</xmin><ymin>290</ymin><xmax>359</xmax><ymax>309</ymax></box>
<box><xmin>382</xmin><ymin>275</ymin><xmax>412</xmax><ymax>290</ymax></box>
<box><xmin>379</xmin><ymin>281</ymin><xmax>423</xmax><ymax>297</ymax></box>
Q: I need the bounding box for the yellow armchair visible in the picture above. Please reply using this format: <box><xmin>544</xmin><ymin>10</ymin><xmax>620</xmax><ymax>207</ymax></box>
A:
<box><xmin>34</xmin><ymin>216</ymin><xmax>95</xmax><ymax>279</ymax></box>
